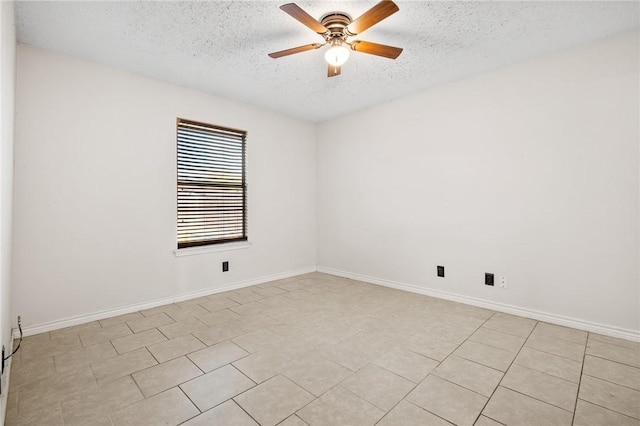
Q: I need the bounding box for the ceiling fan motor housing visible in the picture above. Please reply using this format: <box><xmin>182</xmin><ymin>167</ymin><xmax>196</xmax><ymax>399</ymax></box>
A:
<box><xmin>320</xmin><ymin>12</ymin><xmax>352</xmax><ymax>44</ymax></box>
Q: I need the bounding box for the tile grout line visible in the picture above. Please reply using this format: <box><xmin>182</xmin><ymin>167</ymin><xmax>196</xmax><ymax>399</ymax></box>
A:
<box><xmin>176</xmin><ymin>385</ymin><xmax>204</xmax><ymax>418</ymax></box>
<box><xmin>350</xmin><ymin>361</ymin><xmax>424</xmax><ymax>421</ymax></box>
<box><xmin>587</xmin><ymin>335</ymin><xmax>640</xmax><ymax>350</ymax></box>
<box><xmin>438</xmin><ymin>311</ymin><xmax>500</xmax><ymax>412</ymax></box>
<box><xmin>506</xmin><ymin>360</ymin><xmax>580</xmax><ymax>384</ymax></box>
<box><xmin>577</xmin><ymin>344</ymin><xmax>640</xmax><ymax>417</ymax></box>
<box><xmin>472</xmin><ymin>316</ymin><xmax>539</xmax><ymax>425</ymax></box>
<box><xmin>154</xmin><ymin>325</ymin><xmax>173</xmax><ymax>341</ymax></box>
<box><xmin>370</xmin><ymin>371</ymin><xmax>435</xmax><ymax>425</ymax></box>
<box><xmin>573</xmin><ymin>397</ymin><xmax>640</xmax><ymax>422</ymax></box>
<box><xmin>571</xmin><ymin>333</ymin><xmax>589</xmax><ymax>425</ymax></box>
<box><xmin>107</xmin><ymin>339</ymin><xmax>120</xmax><ymax>358</ymax></box>
<box><xmin>128</xmin><ymin>372</ymin><xmax>148</xmax><ymax>401</ymax></box>
<box><xmin>498</xmin><ymin>385</ymin><xmax>575</xmax><ymax>414</ymax></box>
<box><xmin>187</xmin><ymin>352</ymin><xmax>207</xmax><ymax>376</ymax></box>
<box><xmin>582</xmin><ymin>351</ymin><xmax>640</xmax><ymax>370</ymax></box>
<box><xmin>580</xmin><ymin>370</ymin><xmax>640</xmax><ymax>392</ymax></box>
<box><xmin>517</xmin><ymin>340</ymin><xmax>586</xmax><ymax>364</ymax></box>
<box><xmin>190</xmin><ymin>331</ymin><xmax>209</xmax><ymax>348</ymax></box>
<box><xmin>231</xmin><ymin>397</ymin><xmax>262</xmax><ymax>426</ymax></box>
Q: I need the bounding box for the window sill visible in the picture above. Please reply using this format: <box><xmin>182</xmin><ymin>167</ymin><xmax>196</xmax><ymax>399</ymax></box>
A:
<box><xmin>174</xmin><ymin>241</ymin><xmax>252</xmax><ymax>257</ymax></box>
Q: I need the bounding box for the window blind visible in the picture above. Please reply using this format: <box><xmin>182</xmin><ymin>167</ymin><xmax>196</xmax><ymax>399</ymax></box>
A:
<box><xmin>177</xmin><ymin>118</ymin><xmax>247</xmax><ymax>248</ymax></box>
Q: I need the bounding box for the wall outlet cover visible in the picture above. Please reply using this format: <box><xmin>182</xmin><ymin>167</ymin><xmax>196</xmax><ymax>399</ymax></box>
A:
<box><xmin>500</xmin><ymin>276</ymin><xmax>508</xmax><ymax>289</ymax></box>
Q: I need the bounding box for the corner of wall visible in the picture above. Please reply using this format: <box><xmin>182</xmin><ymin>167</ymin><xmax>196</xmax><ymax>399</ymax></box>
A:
<box><xmin>0</xmin><ymin>1</ymin><xmax>16</xmax><ymax>423</ymax></box>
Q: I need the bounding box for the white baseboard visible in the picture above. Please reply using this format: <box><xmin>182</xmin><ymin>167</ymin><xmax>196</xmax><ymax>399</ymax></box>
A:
<box><xmin>16</xmin><ymin>264</ymin><xmax>640</xmax><ymax>343</ymax></box>
<box><xmin>317</xmin><ymin>266</ymin><xmax>640</xmax><ymax>342</ymax></box>
<box><xmin>15</xmin><ymin>266</ymin><xmax>317</xmax><ymax>338</ymax></box>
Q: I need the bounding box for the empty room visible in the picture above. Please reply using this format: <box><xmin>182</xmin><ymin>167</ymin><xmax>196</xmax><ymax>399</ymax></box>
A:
<box><xmin>0</xmin><ymin>0</ymin><xmax>638</xmax><ymax>425</ymax></box>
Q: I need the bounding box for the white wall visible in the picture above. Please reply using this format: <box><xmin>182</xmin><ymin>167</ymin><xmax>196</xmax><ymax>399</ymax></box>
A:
<box><xmin>0</xmin><ymin>0</ymin><xmax>15</xmax><ymax>418</ymax></box>
<box><xmin>317</xmin><ymin>30</ymin><xmax>639</xmax><ymax>336</ymax></box>
<box><xmin>12</xmin><ymin>44</ymin><xmax>317</xmax><ymax>327</ymax></box>
<box><xmin>0</xmin><ymin>0</ymin><xmax>15</xmax><ymax>401</ymax></box>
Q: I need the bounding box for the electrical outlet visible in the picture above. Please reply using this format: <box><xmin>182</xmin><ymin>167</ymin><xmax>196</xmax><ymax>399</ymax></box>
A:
<box><xmin>485</xmin><ymin>273</ymin><xmax>494</xmax><ymax>286</ymax></box>
<box><xmin>222</xmin><ymin>261</ymin><xmax>229</xmax><ymax>272</ymax></box>
<box><xmin>437</xmin><ymin>266</ymin><xmax>445</xmax><ymax>277</ymax></box>
<box><xmin>500</xmin><ymin>276</ymin><xmax>508</xmax><ymax>289</ymax></box>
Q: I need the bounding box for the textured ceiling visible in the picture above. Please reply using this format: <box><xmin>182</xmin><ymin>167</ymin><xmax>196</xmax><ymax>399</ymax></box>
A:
<box><xmin>15</xmin><ymin>1</ymin><xmax>640</xmax><ymax>123</ymax></box>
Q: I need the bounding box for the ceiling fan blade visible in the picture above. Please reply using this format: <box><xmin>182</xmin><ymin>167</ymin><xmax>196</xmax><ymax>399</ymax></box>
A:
<box><xmin>328</xmin><ymin>64</ymin><xmax>341</xmax><ymax>77</ymax></box>
<box><xmin>268</xmin><ymin>43</ymin><xmax>323</xmax><ymax>59</ymax></box>
<box><xmin>351</xmin><ymin>40</ymin><xmax>403</xmax><ymax>59</ymax></box>
<box><xmin>345</xmin><ymin>1</ymin><xmax>399</xmax><ymax>36</ymax></box>
<box><xmin>280</xmin><ymin>3</ymin><xmax>329</xmax><ymax>35</ymax></box>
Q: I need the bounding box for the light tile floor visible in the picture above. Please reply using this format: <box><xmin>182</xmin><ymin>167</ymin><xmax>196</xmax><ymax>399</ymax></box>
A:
<box><xmin>5</xmin><ymin>272</ymin><xmax>640</xmax><ymax>426</ymax></box>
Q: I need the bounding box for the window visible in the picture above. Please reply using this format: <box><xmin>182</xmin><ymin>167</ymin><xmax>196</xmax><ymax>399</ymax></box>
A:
<box><xmin>177</xmin><ymin>118</ymin><xmax>247</xmax><ymax>248</ymax></box>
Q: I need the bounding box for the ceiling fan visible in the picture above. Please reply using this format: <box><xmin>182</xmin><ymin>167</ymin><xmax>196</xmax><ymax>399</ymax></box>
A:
<box><xmin>268</xmin><ymin>1</ymin><xmax>403</xmax><ymax>77</ymax></box>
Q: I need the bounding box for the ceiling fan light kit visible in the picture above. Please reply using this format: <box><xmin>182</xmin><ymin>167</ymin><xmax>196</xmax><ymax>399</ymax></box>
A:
<box><xmin>325</xmin><ymin>42</ymin><xmax>350</xmax><ymax>67</ymax></box>
<box><xmin>268</xmin><ymin>1</ymin><xmax>403</xmax><ymax>77</ymax></box>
